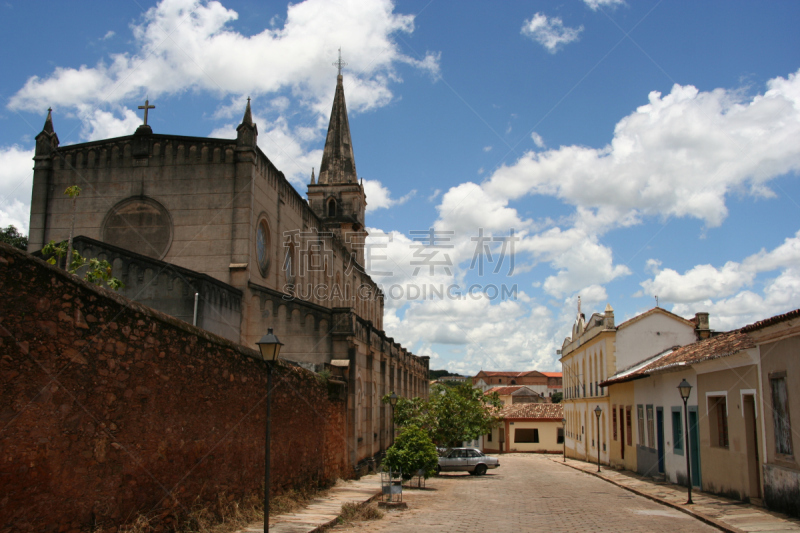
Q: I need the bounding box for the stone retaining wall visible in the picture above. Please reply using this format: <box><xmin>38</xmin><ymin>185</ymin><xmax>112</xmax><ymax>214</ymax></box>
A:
<box><xmin>0</xmin><ymin>243</ymin><xmax>348</xmax><ymax>532</ymax></box>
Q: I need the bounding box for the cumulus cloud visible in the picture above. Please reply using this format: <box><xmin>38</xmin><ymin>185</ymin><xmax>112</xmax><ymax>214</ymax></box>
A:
<box><xmin>363</xmin><ymin>180</ymin><xmax>415</xmax><ymax>212</ymax></box>
<box><xmin>670</xmin><ymin>267</ymin><xmax>800</xmax><ymax>332</ymax></box>
<box><xmin>531</xmin><ymin>132</ymin><xmax>545</xmax><ymax>148</ymax></box>
<box><xmin>78</xmin><ymin>105</ymin><xmax>143</xmax><ymax>141</ymax></box>
<box><xmin>639</xmin><ymin>230</ymin><xmax>800</xmax><ymax>330</ymax></box>
<box><xmin>8</xmin><ymin>0</ymin><xmax>439</xmax><ymax>116</ymax></box>
<box><xmin>0</xmin><ymin>145</ymin><xmax>35</xmax><ymax>233</ymax></box>
<box><xmin>584</xmin><ymin>0</ymin><xmax>626</xmax><ymax>10</ymax></box>
<box><xmin>483</xmin><ymin>70</ymin><xmax>800</xmax><ymax>228</ymax></box>
<box><xmin>383</xmin><ymin>293</ymin><xmax>559</xmax><ymax>373</ymax></box>
<box><xmin>521</xmin><ymin>13</ymin><xmax>583</xmax><ymax>54</ymax></box>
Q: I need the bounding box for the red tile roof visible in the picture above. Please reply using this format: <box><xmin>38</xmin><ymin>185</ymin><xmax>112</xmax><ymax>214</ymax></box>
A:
<box><xmin>600</xmin><ymin>330</ymin><xmax>755</xmax><ymax>387</ymax></box>
<box><xmin>541</xmin><ymin>372</ymin><xmax>562</xmax><ymax>378</ymax></box>
<box><xmin>479</xmin><ymin>371</ymin><xmax>533</xmax><ymax>377</ymax></box>
<box><xmin>741</xmin><ymin>308</ymin><xmax>800</xmax><ymax>332</ymax></box>
<box><xmin>485</xmin><ymin>386</ymin><xmax>526</xmax><ymax>395</ymax></box>
<box><xmin>499</xmin><ymin>403</ymin><xmax>563</xmax><ymax>420</ymax></box>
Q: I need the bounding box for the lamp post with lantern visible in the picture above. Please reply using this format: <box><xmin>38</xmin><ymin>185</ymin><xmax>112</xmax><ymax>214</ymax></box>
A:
<box><xmin>255</xmin><ymin>328</ymin><xmax>284</xmax><ymax>533</ymax></box>
<box><xmin>594</xmin><ymin>406</ymin><xmax>602</xmax><ymax>472</ymax></box>
<box><xmin>678</xmin><ymin>379</ymin><xmax>694</xmax><ymax>505</ymax></box>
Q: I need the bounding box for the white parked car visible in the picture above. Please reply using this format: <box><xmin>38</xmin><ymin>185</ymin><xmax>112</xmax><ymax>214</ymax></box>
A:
<box><xmin>437</xmin><ymin>448</ymin><xmax>500</xmax><ymax>476</ymax></box>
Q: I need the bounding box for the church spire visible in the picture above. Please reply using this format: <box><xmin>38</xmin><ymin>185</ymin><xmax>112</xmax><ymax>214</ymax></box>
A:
<box><xmin>236</xmin><ymin>97</ymin><xmax>257</xmax><ymax>150</ymax></box>
<box><xmin>242</xmin><ymin>96</ymin><xmax>254</xmax><ymax>126</ymax></box>
<box><xmin>43</xmin><ymin>107</ymin><xmax>54</xmax><ymax>134</ymax></box>
<box><xmin>310</xmin><ymin>167</ymin><xmax>316</xmax><ymax>185</ymax></box>
<box><xmin>317</xmin><ymin>54</ymin><xmax>357</xmax><ymax>185</ymax></box>
<box><xmin>35</xmin><ymin>107</ymin><xmax>59</xmax><ymax>156</ymax></box>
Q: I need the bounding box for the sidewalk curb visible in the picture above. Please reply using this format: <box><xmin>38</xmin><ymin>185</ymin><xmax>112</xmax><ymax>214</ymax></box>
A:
<box><xmin>554</xmin><ymin>459</ymin><xmax>745</xmax><ymax>533</ymax></box>
<box><xmin>310</xmin><ymin>491</ymin><xmax>383</xmax><ymax>533</ymax></box>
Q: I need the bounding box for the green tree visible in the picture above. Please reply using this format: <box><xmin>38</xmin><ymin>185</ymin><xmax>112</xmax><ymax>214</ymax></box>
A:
<box><xmin>384</xmin><ymin>383</ymin><xmax>501</xmax><ymax>448</ymax></box>
<box><xmin>383</xmin><ymin>425</ymin><xmax>439</xmax><ymax>480</ymax></box>
<box><xmin>0</xmin><ymin>225</ymin><xmax>27</xmax><ymax>250</ymax></box>
<box><xmin>551</xmin><ymin>391</ymin><xmax>563</xmax><ymax>404</ymax></box>
<box><xmin>41</xmin><ymin>186</ymin><xmax>124</xmax><ymax>291</ymax></box>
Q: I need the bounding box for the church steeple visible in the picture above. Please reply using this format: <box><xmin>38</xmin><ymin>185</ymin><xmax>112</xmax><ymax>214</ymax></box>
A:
<box><xmin>317</xmin><ymin>59</ymin><xmax>357</xmax><ymax>185</ymax></box>
<box><xmin>35</xmin><ymin>108</ymin><xmax>59</xmax><ymax>156</ymax></box>
<box><xmin>236</xmin><ymin>97</ymin><xmax>257</xmax><ymax>151</ymax></box>
<box><xmin>307</xmin><ymin>54</ymin><xmax>369</xmax><ymax>265</ymax></box>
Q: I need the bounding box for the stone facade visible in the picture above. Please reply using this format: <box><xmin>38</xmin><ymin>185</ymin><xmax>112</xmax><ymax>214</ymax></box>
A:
<box><xmin>26</xmin><ymin>74</ymin><xmax>429</xmax><ymax>468</ymax></box>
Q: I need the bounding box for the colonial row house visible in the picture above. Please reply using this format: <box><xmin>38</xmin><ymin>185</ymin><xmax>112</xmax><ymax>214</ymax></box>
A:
<box><xmin>472</xmin><ymin>370</ymin><xmax>562</xmax><ymax>400</ymax></box>
<box><xmin>483</xmin><ymin>403</ymin><xmax>564</xmax><ymax>454</ymax></box>
<box><xmin>560</xmin><ymin>299</ymin><xmax>711</xmax><ymax>467</ymax></box>
<box><xmin>579</xmin><ymin>306</ymin><xmax>799</xmax><ymax>518</ymax></box>
<box><xmin>485</xmin><ymin>385</ymin><xmax>549</xmax><ymax>406</ymax></box>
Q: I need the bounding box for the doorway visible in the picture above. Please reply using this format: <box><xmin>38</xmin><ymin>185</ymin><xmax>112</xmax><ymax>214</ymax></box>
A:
<box><xmin>743</xmin><ymin>395</ymin><xmax>760</xmax><ymax>499</ymax></box>
<box><xmin>620</xmin><ymin>406</ymin><xmax>625</xmax><ymax>460</ymax></box>
<box><xmin>657</xmin><ymin>407</ymin><xmax>665</xmax><ymax>473</ymax></box>
<box><xmin>689</xmin><ymin>407</ymin><xmax>701</xmax><ymax>487</ymax></box>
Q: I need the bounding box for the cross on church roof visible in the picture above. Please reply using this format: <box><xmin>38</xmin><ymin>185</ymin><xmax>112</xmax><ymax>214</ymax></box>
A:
<box><xmin>138</xmin><ymin>99</ymin><xmax>155</xmax><ymax>126</ymax></box>
<box><xmin>333</xmin><ymin>48</ymin><xmax>347</xmax><ymax>76</ymax></box>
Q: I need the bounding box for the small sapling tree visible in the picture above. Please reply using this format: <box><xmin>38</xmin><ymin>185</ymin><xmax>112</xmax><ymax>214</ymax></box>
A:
<box><xmin>383</xmin><ymin>424</ymin><xmax>439</xmax><ymax>480</ymax></box>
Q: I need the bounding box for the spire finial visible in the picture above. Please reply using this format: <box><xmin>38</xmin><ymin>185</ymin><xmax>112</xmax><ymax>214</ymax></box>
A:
<box><xmin>43</xmin><ymin>107</ymin><xmax>55</xmax><ymax>134</ymax></box>
<box><xmin>310</xmin><ymin>167</ymin><xmax>316</xmax><ymax>185</ymax></box>
<box><xmin>241</xmin><ymin>96</ymin><xmax>254</xmax><ymax>126</ymax></box>
<box><xmin>333</xmin><ymin>47</ymin><xmax>347</xmax><ymax>76</ymax></box>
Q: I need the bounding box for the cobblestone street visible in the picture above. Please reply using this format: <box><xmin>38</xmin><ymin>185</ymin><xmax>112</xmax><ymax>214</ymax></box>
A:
<box><xmin>332</xmin><ymin>454</ymin><xmax>718</xmax><ymax>533</ymax></box>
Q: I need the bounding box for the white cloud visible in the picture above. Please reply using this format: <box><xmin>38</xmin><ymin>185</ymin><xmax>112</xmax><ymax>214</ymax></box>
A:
<box><xmin>78</xmin><ymin>105</ymin><xmax>143</xmax><ymax>141</ymax></box>
<box><xmin>363</xmin><ymin>179</ymin><xmax>415</xmax><ymax>212</ymax></box>
<box><xmin>427</xmin><ymin>189</ymin><xmax>441</xmax><ymax>202</ymax></box>
<box><xmin>531</xmin><ymin>132</ymin><xmax>545</xmax><ymax>148</ymax></box>
<box><xmin>210</xmin><ymin>112</ymin><xmax>323</xmax><ymax>186</ymax></box>
<box><xmin>483</xmin><ymin>70</ymin><xmax>800</xmax><ymax>228</ymax></box>
<box><xmin>539</xmin><ymin>235</ymin><xmax>630</xmax><ymax>298</ymax></box>
<box><xmin>521</xmin><ymin>13</ymin><xmax>583</xmax><ymax>54</ymax></box>
<box><xmin>0</xmin><ymin>145</ymin><xmax>34</xmax><ymax>233</ymax></box>
<box><xmin>483</xmin><ymin>145</ymin><xmax>492</xmax><ymax>152</ymax></box>
<box><xmin>8</xmin><ymin>0</ymin><xmax>439</xmax><ymax>116</ymax></box>
<box><xmin>584</xmin><ymin>0</ymin><xmax>625</xmax><ymax>11</ymax></box>
<box><xmin>102</xmin><ymin>30</ymin><xmax>115</xmax><ymax>40</ymax></box>
<box><xmin>641</xmin><ymin>229</ymin><xmax>800</xmax><ymax>303</ymax></box>
<box><xmin>640</xmin><ymin>230</ymin><xmax>800</xmax><ymax>330</ymax></box>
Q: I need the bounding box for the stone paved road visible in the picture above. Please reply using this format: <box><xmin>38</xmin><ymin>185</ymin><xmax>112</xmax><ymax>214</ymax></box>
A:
<box><xmin>332</xmin><ymin>454</ymin><xmax>719</xmax><ymax>533</ymax></box>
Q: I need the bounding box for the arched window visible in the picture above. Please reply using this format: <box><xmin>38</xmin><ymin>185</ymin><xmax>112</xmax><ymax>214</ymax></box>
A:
<box><xmin>327</xmin><ymin>198</ymin><xmax>336</xmax><ymax>217</ymax></box>
<box><xmin>255</xmin><ymin>217</ymin><xmax>271</xmax><ymax>277</ymax></box>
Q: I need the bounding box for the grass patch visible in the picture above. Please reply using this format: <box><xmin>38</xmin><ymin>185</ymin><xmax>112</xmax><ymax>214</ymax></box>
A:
<box><xmin>117</xmin><ymin>485</ymin><xmax>331</xmax><ymax>533</ymax></box>
<box><xmin>337</xmin><ymin>502</ymin><xmax>384</xmax><ymax>525</ymax></box>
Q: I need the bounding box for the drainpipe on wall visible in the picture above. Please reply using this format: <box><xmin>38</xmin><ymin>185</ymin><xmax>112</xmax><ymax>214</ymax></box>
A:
<box><xmin>193</xmin><ymin>292</ymin><xmax>199</xmax><ymax>326</ymax></box>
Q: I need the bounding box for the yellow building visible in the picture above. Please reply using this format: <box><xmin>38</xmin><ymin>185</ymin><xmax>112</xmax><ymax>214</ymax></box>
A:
<box><xmin>560</xmin><ymin>301</ymin><xmax>616</xmax><ymax>464</ymax></box>
<box><xmin>484</xmin><ymin>403</ymin><xmax>564</xmax><ymax>454</ymax></box>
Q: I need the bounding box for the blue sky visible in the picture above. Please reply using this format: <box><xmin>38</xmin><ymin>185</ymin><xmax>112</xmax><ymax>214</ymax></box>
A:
<box><xmin>2</xmin><ymin>0</ymin><xmax>800</xmax><ymax>374</ymax></box>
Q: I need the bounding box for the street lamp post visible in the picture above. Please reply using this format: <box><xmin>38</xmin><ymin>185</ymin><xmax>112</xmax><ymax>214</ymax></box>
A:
<box><xmin>388</xmin><ymin>392</ymin><xmax>398</xmax><ymax>447</ymax></box>
<box><xmin>678</xmin><ymin>379</ymin><xmax>693</xmax><ymax>505</ymax></box>
<box><xmin>256</xmin><ymin>328</ymin><xmax>284</xmax><ymax>533</ymax></box>
<box><xmin>594</xmin><ymin>406</ymin><xmax>602</xmax><ymax>473</ymax></box>
<box><xmin>561</xmin><ymin>417</ymin><xmax>567</xmax><ymax>462</ymax></box>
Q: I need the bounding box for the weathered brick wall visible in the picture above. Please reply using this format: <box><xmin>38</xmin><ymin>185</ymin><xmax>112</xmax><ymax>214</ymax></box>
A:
<box><xmin>0</xmin><ymin>243</ymin><xmax>349</xmax><ymax>533</ymax></box>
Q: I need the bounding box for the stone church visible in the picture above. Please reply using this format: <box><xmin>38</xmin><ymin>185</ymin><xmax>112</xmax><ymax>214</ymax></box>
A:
<box><xmin>27</xmin><ymin>71</ymin><xmax>429</xmax><ymax>468</ymax></box>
